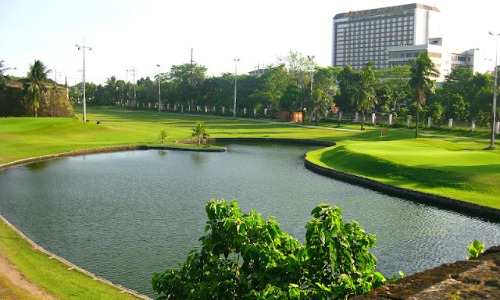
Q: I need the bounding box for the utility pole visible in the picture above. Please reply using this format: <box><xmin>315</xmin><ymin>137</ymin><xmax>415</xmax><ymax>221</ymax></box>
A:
<box><xmin>489</xmin><ymin>32</ymin><xmax>499</xmax><ymax>150</ymax></box>
<box><xmin>126</xmin><ymin>68</ymin><xmax>136</xmax><ymax>105</ymax></box>
<box><xmin>233</xmin><ymin>58</ymin><xmax>240</xmax><ymax>117</ymax></box>
<box><xmin>157</xmin><ymin>64</ymin><xmax>161</xmax><ymax>112</ymax></box>
<box><xmin>75</xmin><ymin>39</ymin><xmax>92</xmax><ymax>123</ymax></box>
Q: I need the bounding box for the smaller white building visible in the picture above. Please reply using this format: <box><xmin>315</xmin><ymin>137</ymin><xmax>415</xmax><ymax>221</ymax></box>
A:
<box><xmin>387</xmin><ymin>37</ymin><xmax>478</xmax><ymax>81</ymax></box>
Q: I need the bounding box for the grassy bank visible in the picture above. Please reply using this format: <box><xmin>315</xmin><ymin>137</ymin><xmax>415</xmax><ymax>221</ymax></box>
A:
<box><xmin>0</xmin><ymin>218</ymin><xmax>139</xmax><ymax>299</ymax></box>
<box><xmin>306</xmin><ymin>135</ymin><xmax>500</xmax><ymax>209</ymax></box>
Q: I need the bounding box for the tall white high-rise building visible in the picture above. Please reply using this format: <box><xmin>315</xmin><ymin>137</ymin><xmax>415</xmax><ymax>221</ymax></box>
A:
<box><xmin>332</xmin><ymin>3</ymin><xmax>440</xmax><ymax>69</ymax></box>
<box><xmin>332</xmin><ymin>3</ymin><xmax>478</xmax><ymax>81</ymax></box>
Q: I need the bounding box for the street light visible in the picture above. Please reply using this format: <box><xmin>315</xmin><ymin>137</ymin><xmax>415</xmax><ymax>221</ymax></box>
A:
<box><xmin>75</xmin><ymin>40</ymin><xmax>92</xmax><ymax>123</ymax></box>
<box><xmin>233</xmin><ymin>58</ymin><xmax>240</xmax><ymax>117</ymax></box>
<box><xmin>157</xmin><ymin>64</ymin><xmax>161</xmax><ymax>112</ymax></box>
<box><xmin>307</xmin><ymin>55</ymin><xmax>315</xmax><ymax>123</ymax></box>
<box><xmin>488</xmin><ymin>31</ymin><xmax>500</xmax><ymax>149</ymax></box>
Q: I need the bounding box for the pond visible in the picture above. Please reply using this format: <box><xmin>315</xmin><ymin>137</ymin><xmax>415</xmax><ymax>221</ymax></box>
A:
<box><xmin>0</xmin><ymin>143</ymin><xmax>499</xmax><ymax>296</ymax></box>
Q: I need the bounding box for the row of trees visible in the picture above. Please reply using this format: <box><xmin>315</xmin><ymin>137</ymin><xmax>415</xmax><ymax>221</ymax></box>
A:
<box><xmin>66</xmin><ymin>51</ymin><xmax>496</xmax><ymax>132</ymax></box>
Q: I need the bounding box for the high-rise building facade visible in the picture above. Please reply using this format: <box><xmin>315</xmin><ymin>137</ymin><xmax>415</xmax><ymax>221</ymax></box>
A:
<box><xmin>332</xmin><ymin>3</ymin><xmax>440</xmax><ymax>69</ymax></box>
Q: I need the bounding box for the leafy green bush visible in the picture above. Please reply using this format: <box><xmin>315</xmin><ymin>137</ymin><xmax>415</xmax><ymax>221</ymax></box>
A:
<box><xmin>192</xmin><ymin>122</ymin><xmax>209</xmax><ymax>145</ymax></box>
<box><xmin>467</xmin><ymin>240</ymin><xmax>485</xmax><ymax>260</ymax></box>
<box><xmin>159</xmin><ymin>129</ymin><xmax>167</xmax><ymax>144</ymax></box>
<box><xmin>152</xmin><ymin>200</ymin><xmax>385</xmax><ymax>299</ymax></box>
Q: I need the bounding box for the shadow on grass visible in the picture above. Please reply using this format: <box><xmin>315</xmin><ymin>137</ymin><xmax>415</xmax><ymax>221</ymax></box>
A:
<box><xmin>319</xmin><ymin>146</ymin><xmax>471</xmax><ymax>190</ymax></box>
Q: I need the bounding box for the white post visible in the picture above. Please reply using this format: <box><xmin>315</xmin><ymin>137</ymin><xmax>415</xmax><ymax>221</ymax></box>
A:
<box><xmin>448</xmin><ymin>118</ymin><xmax>453</xmax><ymax>128</ymax></box>
<box><xmin>427</xmin><ymin>116</ymin><xmax>432</xmax><ymax>128</ymax></box>
<box><xmin>222</xmin><ymin>106</ymin><xmax>225</xmax><ymax>114</ymax></box>
<box><xmin>496</xmin><ymin>121</ymin><xmax>500</xmax><ymax>134</ymax></box>
<box><xmin>253</xmin><ymin>108</ymin><xmax>257</xmax><ymax>117</ymax></box>
<box><xmin>389</xmin><ymin>113</ymin><xmax>393</xmax><ymax>126</ymax></box>
<box><xmin>264</xmin><ymin>108</ymin><xmax>268</xmax><ymax>116</ymax></box>
<box><xmin>354</xmin><ymin>112</ymin><xmax>359</xmax><ymax>122</ymax></box>
<box><xmin>471</xmin><ymin>120</ymin><xmax>476</xmax><ymax>131</ymax></box>
<box><xmin>407</xmin><ymin>115</ymin><xmax>412</xmax><ymax>128</ymax></box>
<box><xmin>371</xmin><ymin>113</ymin><xmax>376</xmax><ymax>125</ymax></box>
<box><xmin>243</xmin><ymin>107</ymin><xmax>247</xmax><ymax>115</ymax></box>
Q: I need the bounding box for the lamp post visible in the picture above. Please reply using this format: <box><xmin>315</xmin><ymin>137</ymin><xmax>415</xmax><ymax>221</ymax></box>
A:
<box><xmin>307</xmin><ymin>55</ymin><xmax>315</xmax><ymax>123</ymax></box>
<box><xmin>157</xmin><ymin>64</ymin><xmax>161</xmax><ymax>112</ymax></box>
<box><xmin>75</xmin><ymin>40</ymin><xmax>92</xmax><ymax>123</ymax></box>
<box><xmin>233</xmin><ymin>58</ymin><xmax>240</xmax><ymax>117</ymax></box>
<box><xmin>489</xmin><ymin>31</ymin><xmax>500</xmax><ymax>149</ymax></box>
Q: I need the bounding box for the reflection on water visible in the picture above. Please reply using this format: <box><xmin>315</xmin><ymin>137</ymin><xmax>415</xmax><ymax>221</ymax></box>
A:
<box><xmin>0</xmin><ymin>144</ymin><xmax>499</xmax><ymax>296</ymax></box>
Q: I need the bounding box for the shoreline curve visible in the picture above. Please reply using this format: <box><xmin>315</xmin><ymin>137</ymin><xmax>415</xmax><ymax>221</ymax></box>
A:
<box><xmin>304</xmin><ymin>156</ymin><xmax>500</xmax><ymax>222</ymax></box>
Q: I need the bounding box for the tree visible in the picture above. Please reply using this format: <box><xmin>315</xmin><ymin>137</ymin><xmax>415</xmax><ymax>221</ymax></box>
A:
<box><xmin>309</xmin><ymin>66</ymin><xmax>340</xmax><ymax>124</ymax></box>
<box><xmin>409</xmin><ymin>52</ymin><xmax>439</xmax><ymax>137</ymax></box>
<box><xmin>168</xmin><ymin>63</ymin><xmax>207</xmax><ymax>108</ymax></box>
<box><xmin>192</xmin><ymin>122</ymin><xmax>209</xmax><ymax>145</ymax></box>
<box><xmin>0</xmin><ymin>60</ymin><xmax>6</xmax><ymax>86</ymax></box>
<box><xmin>152</xmin><ymin>200</ymin><xmax>385</xmax><ymax>299</ymax></box>
<box><xmin>25</xmin><ymin>60</ymin><xmax>50</xmax><ymax>117</ymax></box>
<box><xmin>249</xmin><ymin>65</ymin><xmax>290</xmax><ymax>112</ymax></box>
<box><xmin>353</xmin><ymin>63</ymin><xmax>377</xmax><ymax>130</ymax></box>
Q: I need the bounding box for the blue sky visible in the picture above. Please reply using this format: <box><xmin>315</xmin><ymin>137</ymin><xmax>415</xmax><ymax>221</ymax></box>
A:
<box><xmin>1</xmin><ymin>0</ymin><xmax>499</xmax><ymax>83</ymax></box>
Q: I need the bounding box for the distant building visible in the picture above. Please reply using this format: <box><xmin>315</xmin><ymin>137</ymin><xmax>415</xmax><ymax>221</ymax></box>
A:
<box><xmin>332</xmin><ymin>3</ymin><xmax>477</xmax><ymax>81</ymax></box>
<box><xmin>248</xmin><ymin>68</ymin><xmax>268</xmax><ymax>77</ymax></box>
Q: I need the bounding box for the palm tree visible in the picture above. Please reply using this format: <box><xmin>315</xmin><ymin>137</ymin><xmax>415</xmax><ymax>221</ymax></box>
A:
<box><xmin>192</xmin><ymin>122</ymin><xmax>209</xmax><ymax>145</ymax></box>
<box><xmin>25</xmin><ymin>60</ymin><xmax>50</xmax><ymax>117</ymax></box>
<box><xmin>409</xmin><ymin>52</ymin><xmax>439</xmax><ymax>138</ymax></box>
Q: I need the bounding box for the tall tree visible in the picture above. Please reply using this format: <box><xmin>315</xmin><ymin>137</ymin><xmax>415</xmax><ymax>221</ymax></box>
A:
<box><xmin>250</xmin><ymin>65</ymin><xmax>290</xmax><ymax>112</ymax></box>
<box><xmin>309</xmin><ymin>66</ymin><xmax>340</xmax><ymax>124</ymax></box>
<box><xmin>25</xmin><ymin>60</ymin><xmax>50</xmax><ymax>117</ymax></box>
<box><xmin>353</xmin><ymin>63</ymin><xmax>377</xmax><ymax>130</ymax></box>
<box><xmin>409</xmin><ymin>52</ymin><xmax>439</xmax><ymax>137</ymax></box>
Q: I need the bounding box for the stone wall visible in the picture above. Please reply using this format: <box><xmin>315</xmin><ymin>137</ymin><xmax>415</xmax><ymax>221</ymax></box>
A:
<box><xmin>0</xmin><ymin>79</ymin><xmax>74</xmax><ymax>117</ymax></box>
<box><xmin>356</xmin><ymin>246</ymin><xmax>500</xmax><ymax>299</ymax></box>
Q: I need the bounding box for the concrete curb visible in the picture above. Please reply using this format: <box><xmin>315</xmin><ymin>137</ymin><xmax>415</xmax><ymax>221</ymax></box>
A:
<box><xmin>304</xmin><ymin>158</ymin><xmax>500</xmax><ymax>222</ymax></box>
<box><xmin>0</xmin><ymin>144</ymin><xmax>225</xmax><ymax>171</ymax></box>
<box><xmin>0</xmin><ymin>215</ymin><xmax>151</xmax><ymax>299</ymax></box>
<box><xmin>213</xmin><ymin>137</ymin><xmax>336</xmax><ymax>147</ymax></box>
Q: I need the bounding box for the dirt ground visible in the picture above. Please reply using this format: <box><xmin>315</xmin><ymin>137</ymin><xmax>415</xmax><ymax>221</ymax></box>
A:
<box><xmin>0</xmin><ymin>253</ymin><xmax>54</xmax><ymax>300</ymax></box>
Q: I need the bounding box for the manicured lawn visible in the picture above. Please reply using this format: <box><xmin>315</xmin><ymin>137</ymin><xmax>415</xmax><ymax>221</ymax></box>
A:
<box><xmin>0</xmin><ymin>107</ymin><xmax>355</xmax><ymax>164</ymax></box>
<box><xmin>306</xmin><ymin>135</ymin><xmax>500</xmax><ymax>209</ymax></box>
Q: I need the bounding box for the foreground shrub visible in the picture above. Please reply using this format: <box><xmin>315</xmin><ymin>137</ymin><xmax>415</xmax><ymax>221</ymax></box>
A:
<box><xmin>467</xmin><ymin>240</ymin><xmax>485</xmax><ymax>259</ymax></box>
<box><xmin>152</xmin><ymin>200</ymin><xmax>385</xmax><ymax>299</ymax></box>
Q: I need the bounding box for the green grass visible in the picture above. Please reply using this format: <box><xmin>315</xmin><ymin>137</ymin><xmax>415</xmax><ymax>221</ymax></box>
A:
<box><xmin>0</xmin><ymin>219</ymin><xmax>138</xmax><ymax>299</ymax></box>
<box><xmin>0</xmin><ymin>107</ymin><xmax>355</xmax><ymax>164</ymax></box>
<box><xmin>306</xmin><ymin>133</ymin><xmax>500</xmax><ymax>209</ymax></box>
<box><xmin>0</xmin><ymin>106</ymin><xmax>499</xmax><ymax>297</ymax></box>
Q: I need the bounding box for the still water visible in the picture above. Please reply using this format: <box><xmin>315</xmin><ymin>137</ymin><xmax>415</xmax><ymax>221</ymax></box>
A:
<box><xmin>0</xmin><ymin>143</ymin><xmax>499</xmax><ymax>296</ymax></box>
